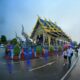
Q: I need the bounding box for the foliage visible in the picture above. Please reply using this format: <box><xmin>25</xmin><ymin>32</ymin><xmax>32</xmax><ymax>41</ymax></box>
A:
<box><xmin>1</xmin><ymin>35</ymin><xmax>7</xmax><ymax>44</ymax></box>
<box><xmin>36</xmin><ymin>45</ymin><xmax>42</xmax><ymax>54</ymax></box>
<box><xmin>13</xmin><ymin>44</ymin><xmax>20</xmax><ymax>56</ymax></box>
<box><xmin>58</xmin><ymin>45</ymin><xmax>62</xmax><ymax>52</ymax></box>
<box><xmin>49</xmin><ymin>45</ymin><xmax>54</xmax><ymax>53</ymax></box>
<box><xmin>73</xmin><ymin>41</ymin><xmax>78</xmax><ymax>47</ymax></box>
<box><xmin>10</xmin><ymin>38</ymin><xmax>18</xmax><ymax>45</ymax></box>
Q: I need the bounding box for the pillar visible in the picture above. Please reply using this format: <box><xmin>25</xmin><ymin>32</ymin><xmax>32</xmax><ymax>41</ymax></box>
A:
<box><xmin>43</xmin><ymin>32</ymin><xmax>45</xmax><ymax>47</ymax></box>
<box><xmin>35</xmin><ymin>35</ymin><xmax>37</xmax><ymax>43</ymax></box>
<box><xmin>48</xmin><ymin>36</ymin><xmax>51</xmax><ymax>47</ymax></box>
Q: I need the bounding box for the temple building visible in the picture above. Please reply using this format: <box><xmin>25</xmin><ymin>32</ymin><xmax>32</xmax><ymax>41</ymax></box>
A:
<box><xmin>31</xmin><ymin>16</ymin><xmax>71</xmax><ymax>47</ymax></box>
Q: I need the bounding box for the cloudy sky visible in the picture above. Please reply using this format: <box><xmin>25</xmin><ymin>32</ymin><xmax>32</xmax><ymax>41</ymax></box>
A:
<box><xmin>0</xmin><ymin>0</ymin><xmax>80</xmax><ymax>42</ymax></box>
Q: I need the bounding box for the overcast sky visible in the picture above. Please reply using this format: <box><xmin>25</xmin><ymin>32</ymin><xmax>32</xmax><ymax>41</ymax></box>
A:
<box><xmin>0</xmin><ymin>0</ymin><xmax>80</xmax><ymax>43</ymax></box>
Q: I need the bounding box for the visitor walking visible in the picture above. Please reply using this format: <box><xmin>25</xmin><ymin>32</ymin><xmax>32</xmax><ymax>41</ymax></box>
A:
<box><xmin>74</xmin><ymin>46</ymin><xmax>78</xmax><ymax>57</ymax></box>
<box><xmin>5</xmin><ymin>44</ymin><xmax>11</xmax><ymax>57</ymax></box>
<box><xmin>62</xmin><ymin>48</ymin><xmax>68</xmax><ymax>66</ymax></box>
<box><xmin>78</xmin><ymin>46</ymin><xmax>80</xmax><ymax>53</ymax></box>
<box><xmin>78</xmin><ymin>43</ymin><xmax>80</xmax><ymax>55</ymax></box>
<box><xmin>67</xmin><ymin>45</ymin><xmax>73</xmax><ymax>66</ymax></box>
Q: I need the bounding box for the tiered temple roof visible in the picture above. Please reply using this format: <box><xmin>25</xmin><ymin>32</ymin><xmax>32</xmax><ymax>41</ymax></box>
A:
<box><xmin>31</xmin><ymin>17</ymin><xmax>71</xmax><ymax>41</ymax></box>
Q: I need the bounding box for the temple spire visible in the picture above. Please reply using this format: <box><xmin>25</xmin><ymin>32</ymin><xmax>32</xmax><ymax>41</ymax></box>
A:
<box><xmin>15</xmin><ymin>32</ymin><xmax>22</xmax><ymax>42</ymax></box>
<box><xmin>22</xmin><ymin>24</ymin><xmax>24</xmax><ymax>35</ymax></box>
<box><xmin>15</xmin><ymin>32</ymin><xmax>17</xmax><ymax>39</ymax></box>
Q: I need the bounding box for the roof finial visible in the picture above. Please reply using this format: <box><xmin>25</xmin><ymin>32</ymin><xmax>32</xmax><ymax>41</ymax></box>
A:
<box><xmin>44</xmin><ymin>17</ymin><xmax>47</xmax><ymax>21</ymax></box>
<box><xmin>15</xmin><ymin>32</ymin><xmax>17</xmax><ymax>38</ymax></box>
<box><xmin>54</xmin><ymin>21</ymin><xmax>57</xmax><ymax>25</ymax></box>
<box><xmin>37</xmin><ymin>15</ymin><xmax>40</xmax><ymax>19</ymax></box>
<box><xmin>49</xmin><ymin>19</ymin><xmax>52</xmax><ymax>22</ymax></box>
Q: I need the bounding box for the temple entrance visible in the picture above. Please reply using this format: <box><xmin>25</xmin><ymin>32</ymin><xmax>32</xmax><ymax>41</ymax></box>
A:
<box><xmin>36</xmin><ymin>34</ymin><xmax>43</xmax><ymax>45</ymax></box>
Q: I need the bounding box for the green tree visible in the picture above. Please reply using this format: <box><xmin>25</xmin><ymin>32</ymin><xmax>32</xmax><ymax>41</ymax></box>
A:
<box><xmin>73</xmin><ymin>41</ymin><xmax>78</xmax><ymax>46</ymax></box>
<box><xmin>1</xmin><ymin>35</ymin><xmax>7</xmax><ymax>44</ymax></box>
<box><xmin>10</xmin><ymin>38</ymin><xmax>18</xmax><ymax>45</ymax></box>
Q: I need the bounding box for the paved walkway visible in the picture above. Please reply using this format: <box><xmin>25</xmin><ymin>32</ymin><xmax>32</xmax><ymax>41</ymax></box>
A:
<box><xmin>0</xmin><ymin>48</ymin><xmax>78</xmax><ymax>80</ymax></box>
<box><xmin>65</xmin><ymin>54</ymin><xmax>80</xmax><ymax>80</ymax></box>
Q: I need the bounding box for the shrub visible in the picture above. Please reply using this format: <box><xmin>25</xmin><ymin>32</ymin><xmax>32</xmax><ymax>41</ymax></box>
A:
<box><xmin>13</xmin><ymin>44</ymin><xmax>20</xmax><ymax>56</ymax></box>
<box><xmin>58</xmin><ymin>46</ymin><xmax>62</xmax><ymax>52</ymax></box>
<box><xmin>49</xmin><ymin>45</ymin><xmax>54</xmax><ymax>53</ymax></box>
<box><xmin>36</xmin><ymin>45</ymin><xmax>42</xmax><ymax>54</ymax></box>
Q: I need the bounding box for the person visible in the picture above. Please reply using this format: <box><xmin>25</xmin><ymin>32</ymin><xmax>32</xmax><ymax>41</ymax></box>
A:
<box><xmin>5</xmin><ymin>46</ymin><xmax>10</xmax><ymax>56</ymax></box>
<box><xmin>62</xmin><ymin>48</ymin><xmax>68</xmax><ymax>66</ymax></box>
<box><xmin>78</xmin><ymin>44</ymin><xmax>80</xmax><ymax>55</ymax></box>
<box><xmin>67</xmin><ymin>45</ymin><xmax>73</xmax><ymax>66</ymax></box>
<box><xmin>78</xmin><ymin>46</ymin><xmax>80</xmax><ymax>53</ymax></box>
<box><xmin>74</xmin><ymin>47</ymin><xmax>78</xmax><ymax>57</ymax></box>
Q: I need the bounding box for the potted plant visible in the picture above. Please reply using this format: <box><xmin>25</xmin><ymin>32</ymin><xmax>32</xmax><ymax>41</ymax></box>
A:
<box><xmin>13</xmin><ymin>44</ymin><xmax>20</xmax><ymax>60</ymax></box>
<box><xmin>36</xmin><ymin>45</ymin><xmax>41</xmax><ymax>58</ymax></box>
<box><xmin>49</xmin><ymin>45</ymin><xmax>54</xmax><ymax>56</ymax></box>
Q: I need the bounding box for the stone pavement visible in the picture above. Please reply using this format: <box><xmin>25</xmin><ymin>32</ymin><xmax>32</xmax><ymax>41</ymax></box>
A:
<box><xmin>0</xmin><ymin>48</ymin><xmax>78</xmax><ymax>80</ymax></box>
<box><xmin>65</xmin><ymin>54</ymin><xmax>80</xmax><ymax>80</ymax></box>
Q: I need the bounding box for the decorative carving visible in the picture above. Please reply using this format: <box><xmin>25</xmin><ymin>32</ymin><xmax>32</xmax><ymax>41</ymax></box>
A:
<box><xmin>22</xmin><ymin>25</ymin><xmax>29</xmax><ymax>39</ymax></box>
<box><xmin>21</xmin><ymin>25</ymin><xmax>33</xmax><ymax>47</ymax></box>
